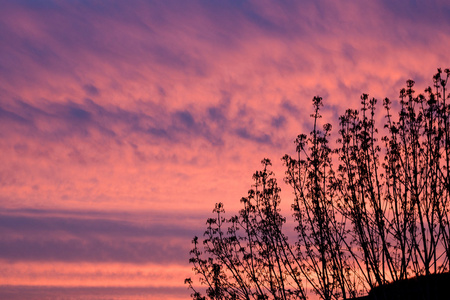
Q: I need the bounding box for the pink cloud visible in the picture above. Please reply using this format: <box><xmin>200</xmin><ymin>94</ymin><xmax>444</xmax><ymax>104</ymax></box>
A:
<box><xmin>0</xmin><ymin>0</ymin><xmax>450</xmax><ymax>298</ymax></box>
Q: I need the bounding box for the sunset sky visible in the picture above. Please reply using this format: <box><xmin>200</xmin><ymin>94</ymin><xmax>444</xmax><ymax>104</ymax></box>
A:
<box><xmin>1</xmin><ymin>0</ymin><xmax>449</xmax><ymax>299</ymax></box>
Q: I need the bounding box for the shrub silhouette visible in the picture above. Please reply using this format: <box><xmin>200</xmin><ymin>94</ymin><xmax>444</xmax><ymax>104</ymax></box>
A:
<box><xmin>186</xmin><ymin>68</ymin><xmax>450</xmax><ymax>300</ymax></box>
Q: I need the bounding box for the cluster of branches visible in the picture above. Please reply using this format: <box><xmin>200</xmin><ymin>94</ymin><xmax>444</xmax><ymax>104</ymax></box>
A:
<box><xmin>186</xmin><ymin>68</ymin><xmax>450</xmax><ymax>300</ymax></box>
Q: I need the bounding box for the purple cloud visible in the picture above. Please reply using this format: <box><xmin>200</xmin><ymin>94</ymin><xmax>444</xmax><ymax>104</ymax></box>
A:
<box><xmin>0</xmin><ymin>209</ymin><xmax>205</xmax><ymax>264</ymax></box>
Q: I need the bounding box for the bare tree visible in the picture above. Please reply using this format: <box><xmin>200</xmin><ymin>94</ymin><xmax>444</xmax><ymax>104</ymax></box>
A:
<box><xmin>186</xmin><ymin>68</ymin><xmax>450</xmax><ymax>300</ymax></box>
<box><xmin>187</xmin><ymin>159</ymin><xmax>307</xmax><ymax>300</ymax></box>
<box><xmin>283</xmin><ymin>96</ymin><xmax>356</xmax><ymax>300</ymax></box>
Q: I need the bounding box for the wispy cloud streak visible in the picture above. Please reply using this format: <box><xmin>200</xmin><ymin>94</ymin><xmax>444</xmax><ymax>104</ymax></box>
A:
<box><xmin>0</xmin><ymin>0</ymin><xmax>449</xmax><ymax>299</ymax></box>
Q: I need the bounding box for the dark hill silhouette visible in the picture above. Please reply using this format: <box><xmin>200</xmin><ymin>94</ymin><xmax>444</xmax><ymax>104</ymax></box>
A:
<box><xmin>352</xmin><ymin>273</ymin><xmax>450</xmax><ymax>300</ymax></box>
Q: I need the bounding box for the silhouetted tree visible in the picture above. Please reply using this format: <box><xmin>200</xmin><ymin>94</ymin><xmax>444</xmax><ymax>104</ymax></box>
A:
<box><xmin>186</xmin><ymin>160</ymin><xmax>307</xmax><ymax>300</ymax></box>
<box><xmin>186</xmin><ymin>68</ymin><xmax>450</xmax><ymax>300</ymax></box>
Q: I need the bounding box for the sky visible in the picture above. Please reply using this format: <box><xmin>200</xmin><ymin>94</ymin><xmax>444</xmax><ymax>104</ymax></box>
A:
<box><xmin>0</xmin><ymin>0</ymin><xmax>449</xmax><ymax>299</ymax></box>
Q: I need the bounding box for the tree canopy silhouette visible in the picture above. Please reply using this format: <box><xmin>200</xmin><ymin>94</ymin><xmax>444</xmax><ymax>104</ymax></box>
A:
<box><xmin>186</xmin><ymin>68</ymin><xmax>450</xmax><ymax>300</ymax></box>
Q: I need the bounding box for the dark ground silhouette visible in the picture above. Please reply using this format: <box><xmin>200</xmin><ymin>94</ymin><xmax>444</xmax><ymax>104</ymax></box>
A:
<box><xmin>352</xmin><ymin>272</ymin><xmax>450</xmax><ymax>300</ymax></box>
